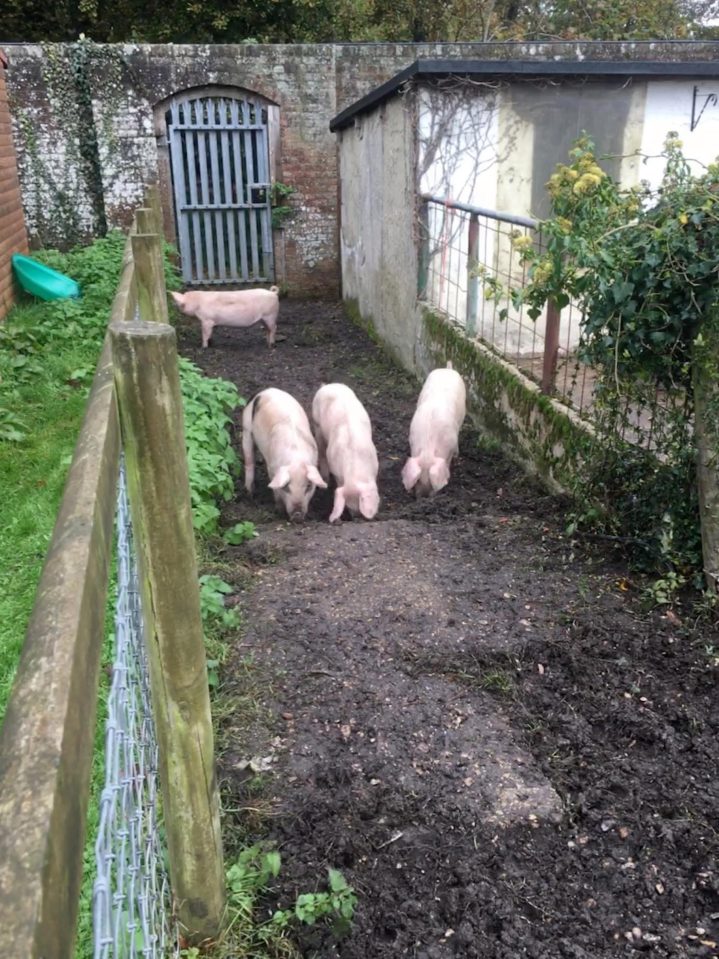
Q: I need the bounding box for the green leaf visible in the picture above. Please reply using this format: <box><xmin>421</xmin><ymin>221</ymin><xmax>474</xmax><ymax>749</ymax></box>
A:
<box><xmin>328</xmin><ymin>868</ymin><xmax>348</xmax><ymax>892</ymax></box>
<box><xmin>223</xmin><ymin>521</ymin><xmax>258</xmax><ymax>545</ymax></box>
<box><xmin>265</xmin><ymin>851</ymin><xmax>281</xmax><ymax>877</ymax></box>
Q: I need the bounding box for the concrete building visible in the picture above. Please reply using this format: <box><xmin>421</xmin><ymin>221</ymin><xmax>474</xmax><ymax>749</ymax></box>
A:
<box><xmin>332</xmin><ymin>56</ymin><xmax>719</xmax><ymax>360</ymax></box>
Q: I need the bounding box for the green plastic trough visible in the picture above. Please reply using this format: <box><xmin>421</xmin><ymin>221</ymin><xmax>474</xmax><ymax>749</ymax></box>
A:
<box><xmin>11</xmin><ymin>253</ymin><xmax>80</xmax><ymax>301</ymax></box>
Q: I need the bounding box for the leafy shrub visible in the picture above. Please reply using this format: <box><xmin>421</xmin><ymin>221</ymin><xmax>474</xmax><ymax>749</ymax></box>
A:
<box><xmin>178</xmin><ymin>356</ymin><xmax>244</xmax><ymax>535</ymax></box>
<box><xmin>497</xmin><ymin>134</ymin><xmax>717</xmax><ymax>590</ymax></box>
<box><xmin>199</xmin><ymin>573</ymin><xmax>241</xmax><ymax>629</ymax></box>
<box><xmin>224</xmin><ymin>520</ymin><xmax>258</xmax><ymax>545</ymax></box>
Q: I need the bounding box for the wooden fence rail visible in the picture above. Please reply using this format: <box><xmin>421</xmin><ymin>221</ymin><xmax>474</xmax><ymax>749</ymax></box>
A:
<box><xmin>0</xmin><ymin>196</ymin><xmax>225</xmax><ymax>957</ymax></box>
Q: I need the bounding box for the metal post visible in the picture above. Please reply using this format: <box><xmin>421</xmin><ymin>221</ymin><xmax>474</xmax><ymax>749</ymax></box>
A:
<box><xmin>110</xmin><ymin>320</ymin><xmax>226</xmax><ymax>944</ymax></box>
<box><xmin>541</xmin><ymin>299</ymin><xmax>561</xmax><ymax>395</ymax></box>
<box><xmin>417</xmin><ymin>198</ymin><xmax>430</xmax><ymax>299</ymax></box>
<box><xmin>466</xmin><ymin>212</ymin><xmax>479</xmax><ymax>337</ymax></box>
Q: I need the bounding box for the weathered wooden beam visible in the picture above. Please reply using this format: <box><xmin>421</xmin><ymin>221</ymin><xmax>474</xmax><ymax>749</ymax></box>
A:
<box><xmin>417</xmin><ymin>198</ymin><xmax>430</xmax><ymax>299</ymax></box>
<box><xmin>135</xmin><ymin>206</ymin><xmax>155</xmax><ymax>235</ymax></box>
<box><xmin>541</xmin><ymin>299</ymin><xmax>562</xmax><ymax>396</ymax></box>
<box><xmin>466</xmin><ymin>212</ymin><xmax>479</xmax><ymax>337</ymax></box>
<box><xmin>144</xmin><ymin>183</ymin><xmax>163</xmax><ymax>234</ymax></box>
<box><xmin>110</xmin><ymin>319</ymin><xmax>226</xmax><ymax>944</ymax></box>
<box><xmin>131</xmin><ymin>233</ymin><xmax>168</xmax><ymax>325</ymax></box>
<box><xmin>0</xmin><ymin>333</ymin><xmax>120</xmax><ymax>958</ymax></box>
<box><xmin>114</xmin><ymin>231</ymin><xmax>138</xmax><ymax>322</ymax></box>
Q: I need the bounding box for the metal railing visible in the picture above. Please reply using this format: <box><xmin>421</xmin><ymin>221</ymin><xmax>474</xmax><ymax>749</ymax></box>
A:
<box><xmin>418</xmin><ymin>194</ymin><xmax>683</xmax><ymax>447</ymax></box>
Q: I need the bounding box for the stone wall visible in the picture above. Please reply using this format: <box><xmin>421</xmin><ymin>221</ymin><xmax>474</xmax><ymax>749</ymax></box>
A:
<box><xmin>4</xmin><ymin>40</ymin><xmax>718</xmax><ymax>296</ymax></box>
<box><xmin>0</xmin><ymin>50</ymin><xmax>29</xmax><ymax>320</ymax></box>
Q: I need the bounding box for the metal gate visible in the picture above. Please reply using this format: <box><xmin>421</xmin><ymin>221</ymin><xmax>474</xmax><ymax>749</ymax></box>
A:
<box><xmin>166</xmin><ymin>92</ymin><xmax>274</xmax><ymax>285</ymax></box>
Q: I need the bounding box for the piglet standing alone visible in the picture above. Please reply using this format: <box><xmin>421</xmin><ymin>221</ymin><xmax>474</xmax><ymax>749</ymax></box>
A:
<box><xmin>242</xmin><ymin>388</ymin><xmax>327</xmax><ymax>522</ymax></box>
<box><xmin>171</xmin><ymin>286</ymin><xmax>280</xmax><ymax>348</ymax></box>
<box><xmin>402</xmin><ymin>363</ymin><xmax>466</xmax><ymax>497</ymax></box>
<box><xmin>311</xmin><ymin>383</ymin><xmax>380</xmax><ymax>523</ymax></box>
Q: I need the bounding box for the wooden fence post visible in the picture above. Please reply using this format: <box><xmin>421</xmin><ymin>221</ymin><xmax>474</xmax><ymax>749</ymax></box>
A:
<box><xmin>466</xmin><ymin>212</ymin><xmax>479</xmax><ymax>336</ymax></box>
<box><xmin>110</xmin><ymin>319</ymin><xmax>226</xmax><ymax>944</ymax></box>
<box><xmin>541</xmin><ymin>299</ymin><xmax>561</xmax><ymax>395</ymax></box>
<box><xmin>135</xmin><ymin>207</ymin><xmax>155</xmax><ymax>235</ymax></box>
<box><xmin>145</xmin><ymin>183</ymin><xmax>163</xmax><ymax>234</ymax></box>
<box><xmin>131</xmin><ymin>233</ymin><xmax>168</xmax><ymax>325</ymax></box>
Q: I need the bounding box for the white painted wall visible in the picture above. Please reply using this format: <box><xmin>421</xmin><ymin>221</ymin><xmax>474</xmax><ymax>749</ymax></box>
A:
<box><xmin>639</xmin><ymin>80</ymin><xmax>719</xmax><ymax>188</ymax></box>
<box><xmin>339</xmin><ymin>96</ymin><xmax>419</xmax><ymax>369</ymax></box>
<box><xmin>416</xmin><ymin>77</ymin><xmax>719</xmax><ymax>358</ymax></box>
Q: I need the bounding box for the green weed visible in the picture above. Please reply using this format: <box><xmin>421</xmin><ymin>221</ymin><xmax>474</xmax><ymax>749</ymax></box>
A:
<box><xmin>179</xmin><ymin>356</ymin><xmax>244</xmax><ymax>535</ymax></box>
<box><xmin>223</xmin><ymin>521</ymin><xmax>258</xmax><ymax>545</ymax></box>
<box><xmin>207</xmin><ymin>847</ymin><xmax>357</xmax><ymax>957</ymax></box>
<box><xmin>199</xmin><ymin>574</ymin><xmax>242</xmax><ymax>630</ymax></box>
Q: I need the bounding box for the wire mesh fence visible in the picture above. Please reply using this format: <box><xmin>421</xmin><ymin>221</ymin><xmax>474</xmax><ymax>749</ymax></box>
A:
<box><xmin>419</xmin><ymin>195</ymin><xmax>685</xmax><ymax>449</ymax></box>
<box><xmin>93</xmin><ymin>460</ymin><xmax>179</xmax><ymax>959</ymax></box>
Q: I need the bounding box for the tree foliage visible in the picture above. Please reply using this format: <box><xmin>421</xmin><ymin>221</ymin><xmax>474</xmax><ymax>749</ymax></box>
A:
<box><xmin>3</xmin><ymin>0</ymin><xmax>719</xmax><ymax>42</ymax></box>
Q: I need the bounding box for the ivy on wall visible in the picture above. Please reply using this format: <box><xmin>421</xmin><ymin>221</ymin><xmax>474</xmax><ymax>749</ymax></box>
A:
<box><xmin>13</xmin><ymin>39</ymin><xmax>127</xmax><ymax>248</ymax></box>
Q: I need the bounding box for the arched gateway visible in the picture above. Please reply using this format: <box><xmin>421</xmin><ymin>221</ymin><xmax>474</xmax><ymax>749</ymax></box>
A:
<box><xmin>164</xmin><ymin>89</ymin><xmax>276</xmax><ymax>285</ymax></box>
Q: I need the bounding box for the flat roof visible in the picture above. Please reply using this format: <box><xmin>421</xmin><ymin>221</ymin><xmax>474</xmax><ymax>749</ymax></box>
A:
<box><xmin>329</xmin><ymin>57</ymin><xmax>719</xmax><ymax>131</ymax></box>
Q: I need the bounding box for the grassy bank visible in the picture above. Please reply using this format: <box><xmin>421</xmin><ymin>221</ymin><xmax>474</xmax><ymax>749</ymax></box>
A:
<box><xmin>0</xmin><ymin>233</ymin><xmax>129</xmax><ymax>714</ymax></box>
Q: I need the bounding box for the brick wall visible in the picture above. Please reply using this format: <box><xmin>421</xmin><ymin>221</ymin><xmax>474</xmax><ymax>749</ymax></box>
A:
<box><xmin>0</xmin><ymin>50</ymin><xmax>29</xmax><ymax>320</ymax></box>
<box><xmin>4</xmin><ymin>40</ymin><xmax>719</xmax><ymax>298</ymax></box>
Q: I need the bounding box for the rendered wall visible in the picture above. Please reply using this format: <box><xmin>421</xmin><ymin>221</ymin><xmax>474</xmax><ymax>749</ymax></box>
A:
<box><xmin>416</xmin><ymin>74</ymin><xmax>719</xmax><ymax>354</ymax></box>
<box><xmin>339</xmin><ymin>95</ymin><xmax>418</xmax><ymax>370</ymax></box>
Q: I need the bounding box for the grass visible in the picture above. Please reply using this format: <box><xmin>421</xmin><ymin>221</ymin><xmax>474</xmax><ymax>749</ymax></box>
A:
<box><xmin>0</xmin><ymin>235</ymin><xmax>128</xmax><ymax>716</ymax></box>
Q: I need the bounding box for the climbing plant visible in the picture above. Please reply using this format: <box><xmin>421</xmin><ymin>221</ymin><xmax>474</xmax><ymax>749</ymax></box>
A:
<box><xmin>14</xmin><ymin>39</ymin><xmax>127</xmax><ymax>248</ymax></box>
<box><xmin>505</xmin><ymin>135</ymin><xmax>719</xmax><ymax>595</ymax></box>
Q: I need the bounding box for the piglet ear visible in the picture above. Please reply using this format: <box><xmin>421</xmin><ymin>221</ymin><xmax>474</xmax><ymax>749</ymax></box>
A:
<box><xmin>268</xmin><ymin>465</ymin><xmax>291</xmax><ymax>489</ymax></box>
<box><xmin>359</xmin><ymin>485</ymin><xmax>380</xmax><ymax>520</ymax></box>
<box><xmin>428</xmin><ymin>457</ymin><xmax>450</xmax><ymax>493</ymax></box>
<box><xmin>170</xmin><ymin>291</ymin><xmax>184</xmax><ymax>306</ymax></box>
<box><xmin>329</xmin><ymin>487</ymin><xmax>346</xmax><ymax>523</ymax></box>
<box><xmin>401</xmin><ymin>457</ymin><xmax>422</xmax><ymax>492</ymax></box>
<box><xmin>306</xmin><ymin>464</ymin><xmax>328</xmax><ymax>489</ymax></box>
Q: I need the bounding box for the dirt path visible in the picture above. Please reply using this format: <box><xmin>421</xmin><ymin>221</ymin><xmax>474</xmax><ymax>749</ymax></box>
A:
<box><xmin>178</xmin><ymin>302</ymin><xmax>719</xmax><ymax>959</ymax></box>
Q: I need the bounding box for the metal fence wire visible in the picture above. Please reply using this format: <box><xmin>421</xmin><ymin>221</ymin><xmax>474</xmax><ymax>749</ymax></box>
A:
<box><xmin>93</xmin><ymin>461</ymin><xmax>179</xmax><ymax>958</ymax></box>
<box><xmin>420</xmin><ymin>195</ymin><xmax>684</xmax><ymax>448</ymax></box>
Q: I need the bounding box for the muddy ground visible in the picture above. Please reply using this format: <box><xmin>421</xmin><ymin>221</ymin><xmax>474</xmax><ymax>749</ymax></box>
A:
<box><xmin>177</xmin><ymin>301</ymin><xmax>719</xmax><ymax>959</ymax></box>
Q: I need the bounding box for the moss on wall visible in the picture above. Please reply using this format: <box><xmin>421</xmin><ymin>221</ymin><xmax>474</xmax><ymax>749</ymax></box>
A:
<box><xmin>344</xmin><ymin>296</ymin><xmax>598</xmax><ymax>494</ymax></box>
<box><xmin>343</xmin><ymin>297</ymin><xmax>407</xmax><ymax>371</ymax></box>
<box><xmin>420</xmin><ymin>308</ymin><xmax>598</xmax><ymax>493</ymax></box>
